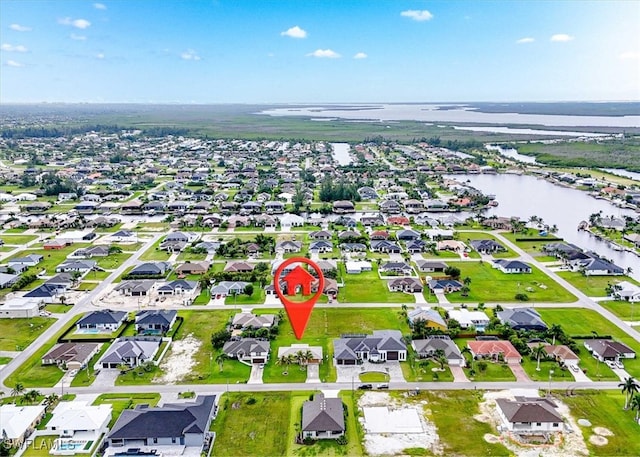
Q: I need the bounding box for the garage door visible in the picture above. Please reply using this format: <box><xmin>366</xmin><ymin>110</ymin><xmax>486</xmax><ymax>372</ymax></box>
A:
<box><xmin>339</xmin><ymin>359</ymin><xmax>356</xmax><ymax>365</ymax></box>
<box><xmin>387</xmin><ymin>351</ymin><xmax>399</xmax><ymax>360</ymax></box>
<box><xmin>253</xmin><ymin>358</ymin><xmax>265</xmax><ymax>364</ymax></box>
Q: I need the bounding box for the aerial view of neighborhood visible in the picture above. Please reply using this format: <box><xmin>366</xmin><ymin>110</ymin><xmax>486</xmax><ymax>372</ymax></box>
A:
<box><xmin>1</xmin><ymin>1</ymin><xmax>639</xmax><ymax>457</ymax></box>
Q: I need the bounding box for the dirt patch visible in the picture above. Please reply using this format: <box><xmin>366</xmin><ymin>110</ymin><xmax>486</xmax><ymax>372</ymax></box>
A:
<box><xmin>478</xmin><ymin>390</ymin><xmax>588</xmax><ymax>457</ymax></box>
<box><xmin>358</xmin><ymin>391</ymin><xmax>442</xmax><ymax>456</ymax></box>
<box><xmin>593</xmin><ymin>427</ymin><xmax>613</xmax><ymax>436</ymax></box>
<box><xmin>484</xmin><ymin>434</ymin><xmax>501</xmax><ymax>444</ymax></box>
<box><xmin>589</xmin><ymin>435</ymin><xmax>608</xmax><ymax>446</ymax></box>
<box><xmin>154</xmin><ymin>334</ymin><xmax>201</xmax><ymax>384</ymax></box>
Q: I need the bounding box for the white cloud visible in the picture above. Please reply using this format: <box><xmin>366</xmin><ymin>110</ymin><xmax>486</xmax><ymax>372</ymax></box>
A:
<box><xmin>70</xmin><ymin>33</ymin><xmax>87</xmax><ymax>41</ymax></box>
<box><xmin>281</xmin><ymin>25</ymin><xmax>307</xmax><ymax>39</ymax></box>
<box><xmin>306</xmin><ymin>49</ymin><xmax>341</xmax><ymax>58</ymax></box>
<box><xmin>619</xmin><ymin>51</ymin><xmax>640</xmax><ymax>60</ymax></box>
<box><xmin>96</xmin><ymin>53</ymin><xmax>105</xmax><ymax>59</ymax></box>
<box><xmin>516</xmin><ymin>37</ymin><xmax>535</xmax><ymax>44</ymax></box>
<box><xmin>181</xmin><ymin>49</ymin><xmax>201</xmax><ymax>61</ymax></box>
<box><xmin>6</xmin><ymin>60</ymin><xmax>24</xmax><ymax>67</ymax></box>
<box><xmin>353</xmin><ymin>52</ymin><xmax>367</xmax><ymax>59</ymax></box>
<box><xmin>9</xmin><ymin>23</ymin><xmax>31</xmax><ymax>32</ymax></box>
<box><xmin>400</xmin><ymin>9</ymin><xmax>434</xmax><ymax>21</ymax></box>
<box><xmin>1</xmin><ymin>43</ymin><xmax>28</xmax><ymax>52</ymax></box>
<box><xmin>94</xmin><ymin>3</ymin><xmax>107</xmax><ymax>10</ymax></box>
<box><xmin>59</xmin><ymin>17</ymin><xmax>91</xmax><ymax>29</ymax></box>
<box><xmin>550</xmin><ymin>34</ymin><xmax>574</xmax><ymax>42</ymax></box>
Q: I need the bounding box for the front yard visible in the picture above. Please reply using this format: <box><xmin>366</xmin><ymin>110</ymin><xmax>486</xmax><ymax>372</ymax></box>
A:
<box><xmin>93</xmin><ymin>393</ymin><xmax>161</xmax><ymax>428</ymax></box>
<box><xmin>0</xmin><ymin>317</ymin><xmax>56</xmax><ymax>351</ymax></box>
<box><xmin>556</xmin><ymin>271</ymin><xmax>639</xmax><ymax>297</ymax></box>
<box><xmin>341</xmin><ymin>264</ymin><xmax>414</xmax><ymax>304</ymax></box>
<box><xmin>444</xmin><ymin>261</ymin><xmax>576</xmax><ymax>303</ymax></box>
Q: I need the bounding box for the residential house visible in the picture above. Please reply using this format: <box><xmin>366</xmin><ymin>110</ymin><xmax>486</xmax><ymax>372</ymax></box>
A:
<box><xmin>277</xmin><ymin>344</ymin><xmax>323</xmax><ymax>364</ymax></box>
<box><xmin>369</xmin><ymin>230</ymin><xmax>390</xmax><ymax>240</ymax></box>
<box><xmin>279</xmin><ymin>213</ymin><xmax>305</xmax><ymax>228</ymax></box>
<box><xmin>567</xmin><ymin>254</ymin><xmax>624</xmax><ymax>276</ymax></box>
<box><xmin>527</xmin><ymin>343</ymin><xmax>580</xmax><ymax>367</ymax></box>
<box><xmin>135</xmin><ymin>310</ymin><xmax>178</xmax><ymax>335</ymax></box>
<box><xmin>0</xmin><ymin>272</ymin><xmax>20</xmax><ymax>288</ymax></box>
<box><xmin>23</xmin><ymin>283</ymin><xmax>66</xmax><ymax>303</ymax></box>
<box><xmin>406</xmin><ymin>239</ymin><xmax>428</xmax><ymax>253</ymax></box>
<box><xmin>76</xmin><ymin>310</ymin><xmax>127</xmax><ymax>332</ymax></box>
<box><xmin>47</xmin><ymin>401</ymin><xmax>112</xmax><ymax>454</ymax></box>
<box><xmin>333</xmin><ymin>330</ymin><xmax>407</xmax><ymax>365</ymax></box>
<box><xmin>55</xmin><ymin>259</ymin><xmax>97</xmax><ymax>274</ymax></box>
<box><xmin>388</xmin><ymin>277</ymin><xmax>424</xmax><ymax>293</ymax></box>
<box><xmin>332</xmin><ymin>200</ymin><xmax>355</xmax><ymax>213</ymax></box>
<box><xmin>0</xmin><ymin>404</ymin><xmax>46</xmax><ymax>447</ymax></box>
<box><xmin>492</xmin><ymin>259</ymin><xmax>532</xmax><ymax>274</ymax></box>
<box><xmin>41</xmin><ymin>342</ymin><xmax>101</xmax><ymax>370</ymax></box>
<box><xmin>584</xmin><ymin>339</ymin><xmax>636</xmax><ymax>362</ymax></box>
<box><xmin>69</xmin><ymin>245</ymin><xmax>110</xmax><ymax>258</ymax></box>
<box><xmin>379</xmin><ymin>200</ymin><xmax>401</xmax><ymax>213</ymax></box>
<box><xmin>97</xmin><ymin>336</ymin><xmax>162</xmax><ymax>369</ymax></box>
<box><xmin>448</xmin><ymin>309</ymin><xmax>490</xmax><ymax>331</ymax></box>
<box><xmin>106</xmin><ymin>396</ymin><xmax>216</xmax><ymax>449</ymax></box>
<box><xmin>44</xmin><ymin>240</ymin><xmax>69</xmax><ymax>250</ymax></box>
<box><xmin>223</xmin><ymin>338</ymin><xmax>270</xmax><ymax>364</ymax></box>
<box><xmin>175</xmin><ymin>261</ymin><xmax>210</xmax><ymax>275</ymax></box>
<box><xmin>370</xmin><ymin>240</ymin><xmax>401</xmax><ymax>253</ymax></box>
<box><xmin>340</xmin><ymin>242</ymin><xmax>367</xmax><ymax>253</ymax></box>
<box><xmin>157</xmin><ymin>280</ymin><xmax>199</xmax><ymax>296</ymax></box>
<box><xmin>194</xmin><ymin>241</ymin><xmax>220</xmax><ymax>254</ymax></box>
<box><xmin>0</xmin><ymin>298</ymin><xmax>40</xmax><ymax>318</ymax></box>
<box><xmin>437</xmin><ymin>240</ymin><xmax>466</xmax><ymax>252</ymax></box>
<box><xmin>611</xmin><ymin>281</ymin><xmax>640</xmax><ymax>302</ymax></box>
<box><xmin>301</xmin><ymin>394</ymin><xmax>345</xmax><ymax>440</ymax></box>
<box><xmin>396</xmin><ymin>229</ymin><xmax>421</xmax><ymax>241</ymax></box>
<box><xmin>415</xmin><ymin>260</ymin><xmax>448</xmax><ymax>273</ymax></box>
<box><xmin>469</xmin><ymin>239</ymin><xmax>506</xmax><ymax>254</ymax></box>
<box><xmin>344</xmin><ymin>260</ymin><xmax>372</xmax><ymax>274</ymax></box>
<box><xmin>223</xmin><ymin>261</ymin><xmax>255</xmax><ymax>273</ymax></box>
<box><xmin>495</xmin><ymin>397</ymin><xmax>564</xmax><ymax>433</ymax></box>
<box><xmin>109</xmin><ymin>230</ymin><xmax>137</xmax><ymax>243</ymax></box>
<box><xmin>498</xmin><ymin>308</ymin><xmax>548</xmax><ymax>331</ymax></box>
<box><xmin>623</xmin><ymin>233</ymin><xmax>640</xmax><ymax>249</ymax></box>
<box><xmin>211</xmin><ymin>281</ymin><xmax>249</xmax><ymax>298</ymax></box>
<box><xmin>412</xmin><ymin>336</ymin><xmax>465</xmax><ymax>366</ymax></box>
<box><xmin>114</xmin><ymin>280</ymin><xmax>156</xmax><ymax>297</ymax></box>
<box><xmin>467</xmin><ymin>340</ymin><xmax>522</xmax><ymax>364</ymax></box>
<box><xmin>309</xmin><ymin>240</ymin><xmax>333</xmax><ymax>253</ymax></box>
<box><xmin>407</xmin><ymin>307</ymin><xmax>447</xmax><ymax>330</ymax></box>
<box><xmin>379</xmin><ymin>261</ymin><xmax>413</xmax><ymax>276</ymax></box>
<box><xmin>8</xmin><ymin>254</ymin><xmax>43</xmax><ymax>269</ymax></box>
<box><xmin>231</xmin><ymin>312</ymin><xmax>278</xmax><ymax>330</ymax></box>
<box><xmin>309</xmin><ymin>230</ymin><xmax>332</xmax><ymax>240</ymax></box>
<box><xmin>427</xmin><ymin>278</ymin><xmax>463</xmax><ymax>294</ymax></box>
<box><xmin>128</xmin><ymin>262</ymin><xmax>171</xmax><ymax>277</ymax></box>
<box><xmin>275</xmin><ymin>240</ymin><xmax>303</xmax><ymax>253</ymax></box>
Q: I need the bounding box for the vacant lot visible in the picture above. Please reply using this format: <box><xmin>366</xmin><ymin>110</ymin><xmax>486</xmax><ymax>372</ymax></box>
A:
<box><xmin>562</xmin><ymin>390</ymin><xmax>640</xmax><ymax>456</ymax></box>
<box><xmin>7</xmin><ymin>244</ymin><xmax>91</xmax><ymax>275</ymax></box>
<box><xmin>0</xmin><ymin>317</ymin><xmax>56</xmax><ymax>351</ymax></box>
<box><xmin>445</xmin><ymin>261</ymin><xmax>576</xmax><ymax>303</ymax></box>
<box><xmin>93</xmin><ymin>392</ymin><xmax>160</xmax><ymax>428</ymax></box>
<box><xmin>599</xmin><ymin>300</ymin><xmax>640</xmax><ymax>320</ymax></box>
<box><xmin>0</xmin><ymin>234</ymin><xmax>39</xmax><ymax>245</ymax></box>
<box><xmin>341</xmin><ymin>264</ymin><xmax>412</xmax><ymax>304</ymax></box>
<box><xmin>557</xmin><ymin>271</ymin><xmax>638</xmax><ymax>297</ymax></box>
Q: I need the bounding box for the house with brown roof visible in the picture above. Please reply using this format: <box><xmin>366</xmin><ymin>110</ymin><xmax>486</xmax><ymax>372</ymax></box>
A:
<box><xmin>223</xmin><ymin>261</ymin><xmax>255</xmax><ymax>273</ymax></box>
<box><xmin>584</xmin><ymin>339</ymin><xmax>635</xmax><ymax>362</ymax></box>
<box><xmin>42</xmin><ymin>342</ymin><xmax>101</xmax><ymax>370</ymax></box>
<box><xmin>176</xmin><ymin>261</ymin><xmax>210</xmax><ymax>275</ymax></box>
<box><xmin>495</xmin><ymin>397</ymin><xmax>564</xmax><ymax>433</ymax></box>
<box><xmin>527</xmin><ymin>343</ymin><xmax>579</xmax><ymax>366</ymax></box>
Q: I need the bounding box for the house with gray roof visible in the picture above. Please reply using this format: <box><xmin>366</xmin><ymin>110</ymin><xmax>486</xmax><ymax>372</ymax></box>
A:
<box><xmin>157</xmin><ymin>279</ymin><xmax>198</xmax><ymax>296</ymax></box>
<box><xmin>492</xmin><ymin>259</ymin><xmax>532</xmax><ymax>274</ymax></box>
<box><xmin>415</xmin><ymin>260</ymin><xmax>448</xmax><ymax>273</ymax></box>
<box><xmin>107</xmin><ymin>395</ymin><xmax>216</xmax><ymax>449</ymax></box>
<box><xmin>128</xmin><ymin>262</ymin><xmax>171</xmax><ymax>277</ymax></box>
<box><xmin>222</xmin><ymin>338</ymin><xmax>270</xmax><ymax>364</ymax></box>
<box><xmin>495</xmin><ymin>397</ymin><xmax>564</xmax><ymax>433</ymax></box>
<box><xmin>231</xmin><ymin>312</ymin><xmax>278</xmax><ymax>330</ymax></box>
<box><xmin>211</xmin><ymin>281</ymin><xmax>249</xmax><ymax>298</ymax></box>
<box><xmin>412</xmin><ymin>336</ymin><xmax>465</xmax><ymax>366</ymax></box>
<box><xmin>498</xmin><ymin>308</ymin><xmax>548</xmax><ymax>332</ymax></box>
<box><xmin>97</xmin><ymin>336</ymin><xmax>162</xmax><ymax>369</ymax></box>
<box><xmin>469</xmin><ymin>239</ymin><xmax>506</xmax><ymax>254</ymax></box>
<box><xmin>333</xmin><ymin>330</ymin><xmax>406</xmax><ymax>365</ymax></box>
<box><xmin>55</xmin><ymin>259</ymin><xmax>97</xmax><ymax>274</ymax></box>
<box><xmin>115</xmin><ymin>280</ymin><xmax>157</xmax><ymax>296</ymax></box>
<box><xmin>135</xmin><ymin>310</ymin><xmax>178</xmax><ymax>335</ymax></box>
<box><xmin>76</xmin><ymin>310</ymin><xmax>127</xmax><ymax>332</ymax></box>
<box><xmin>302</xmin><ymin>394</ymin><xmax>345</xmax><ymax>440</ymax></box>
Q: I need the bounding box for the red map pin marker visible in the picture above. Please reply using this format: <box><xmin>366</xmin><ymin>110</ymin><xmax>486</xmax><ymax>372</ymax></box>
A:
<box><xmin>274</xmin><ymin>257</ymin><xmax>324</xmax><ymax>340</ymax></box>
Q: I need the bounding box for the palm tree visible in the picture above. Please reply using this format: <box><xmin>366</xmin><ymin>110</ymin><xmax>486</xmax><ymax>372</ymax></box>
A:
<box><xmin>547</xmin><ymin>324</ymin><xmax>564</xmax><ymax>345</ymax></box>
<box><xmin>10</xmin><ymin>382</ymin><xmax>24</xmax><ymax>399</ymax></box>
<box><xmin>215</xmin><ymin>353</ymin><xmax>228</xmax><ymax>372</ymax></box>
<box><xmin>630</xmin><ymin>393</ymin><xmax>640</xmax><ymax>423</ymax></box>
<box><xmin>619</xmin><ymin>377</ymin><xmax>640</xmax><ymax>410</ymax></box>
<box><xmin>44</xmin><ymin>393</ymin><xmax>59</xmax><ymax>411</ymax></box>
<box><xmin>22</xmin><ymin>390</ymin><xmax>40</xmax><ymax>405</ymax></box>
<box><xmin>533</xmin><ymin>344</ymin><xmax>546</xmax><ymax>371</ymax></box>
<box><xmin>463</xmin><ymin>277</ymin><xmax>472</xmax><ymax>286</ymax></box>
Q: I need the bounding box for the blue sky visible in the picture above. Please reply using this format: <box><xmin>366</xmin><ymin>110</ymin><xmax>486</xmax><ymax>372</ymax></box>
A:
<box><xmin>1</xmin><ymin>0</ymin><xmax>639</xmax><ymax>103</ymax></box>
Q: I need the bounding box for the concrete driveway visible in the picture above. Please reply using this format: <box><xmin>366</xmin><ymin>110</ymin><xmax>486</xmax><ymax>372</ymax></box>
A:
<box><xmin>335</xmin><ymin>361</ymin><xmax>405</xmax><ymax>384</ymax></box>
<box><xmin>508</xmin><ymin>363</ymin><xmax>531</xmax><ymax>382</ymax></box>
<box><xmin>449</xmin><ymin>365</ymin><xmax>469</xmax><ymax>382</ymax></box>
<box><xmin>247</xmin><ymin>364</ymin><xmax>264</xmax><ymax>384</ymax></box>
<box><xmin>306</xmin><ymin>364</ymin><xmax>320</xmax><ymax>383</ymax></box>
<box><xmin>92</xmin><ymin>369</ymin><xmax>119</xmax><ymax>388</ymax></box>
<box><xmin>568</xmin><ymin>365</ymin><xmax>592</xmax><ymax>382</ymax></box>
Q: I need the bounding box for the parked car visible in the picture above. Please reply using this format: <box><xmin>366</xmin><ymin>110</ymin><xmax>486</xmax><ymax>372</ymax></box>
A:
<box><xmin>569</xmin><ymin>364</ymin><xmax>579</xmax><ymax>373</ymax></box>
<box><xmin>376</xmin><ymin>383</ymin><xmax>389</xmax><ymax>389</ymax></box>
<box><xmin>358</xmin><ymin>384</ymin><xmax>373</xmax><ymax>390</ymax></box>
<box><xmin>615</xmin><ymin>361</ymin><xmax>624</xmax><ymax>369</ymax></box>
<box><xmin>605</xmin><ymin>360</ymin><xmax>616</xmax><ymax>369</ymax></box>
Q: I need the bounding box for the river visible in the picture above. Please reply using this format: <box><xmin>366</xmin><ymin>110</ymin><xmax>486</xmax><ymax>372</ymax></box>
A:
<box><xmin>485</xmin><ymin>145</ymin><xmax>539</xmax><ymax>164</ymax></box>
<box><xmin>330</xmin><ymin>142</ymin><xmax>353</xmax><ymax>165</ymax></box>
<box><xmin>447</xmin><ymin>173</ymin><xmax>640</xmax><ymax>281</ymax></box>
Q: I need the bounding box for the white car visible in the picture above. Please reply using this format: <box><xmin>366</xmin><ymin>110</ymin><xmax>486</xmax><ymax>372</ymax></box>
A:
<box><xmin>615</xmin><ymin>361</ymin><xmax>624</xmax><ymax>369</ymax></box>
<box><xmin>605</xmin><ymin>360</ymin><xmax>616</xmax><ymax>369</ymax></box>
<box><xmin>569</xmin><ymin>364</ymin><xmax>579</xmax><ymax>373</ymax></box>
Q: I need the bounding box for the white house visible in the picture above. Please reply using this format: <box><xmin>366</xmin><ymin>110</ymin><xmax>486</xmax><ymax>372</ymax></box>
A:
<box><xmin>345</xmin><ymin>260</ymin><xmax>372</xmax><ymax>274</ymax></box>
<box><xmin>0</xmin><ymin>403</ymin><xmax>46</xmax><ymax>447</ymax></box>
<box><xmin>47</xmin><ymin>401</ymin><xmax>112</xmax><ymax>455</ymax></box>
<box><xmin>612</xmin><ymin>281</ymin><xmax>640</xmax><ymax>302</ymax></box>
<box><xmin>448</xmin><ymin>309</ymin><xmax>490</xmax><ymax>331</ymax></box>
<box><xmin>0</xmin><ymin>298</ymin><xmax>40</xmax><ymax>318</ymax></box>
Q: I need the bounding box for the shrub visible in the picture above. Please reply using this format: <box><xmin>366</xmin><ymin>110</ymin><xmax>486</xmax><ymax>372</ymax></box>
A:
<box><xmin>336</xmin><ymin>435</ymin><xmax>348</xmax><ymax>446</ymax></box>
<box><xmin>246</xmin><ymin>397</ymin><xmax>256</xmax><ymax>405</ymax></box>
<box><xmin>477</xmin><ymin>361</ymin><xmax>488</xmax><ymax>372</ymax></box>
<box><xmin>514</xmin><ymin>293</ymin><xmax>529</xmax><ymax>301</ymax></box>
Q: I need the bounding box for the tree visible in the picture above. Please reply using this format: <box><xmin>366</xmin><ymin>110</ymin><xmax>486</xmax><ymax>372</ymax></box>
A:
<box><xmin>44</xmin><ymin>393</ymin><xmax>59</xmax><ymax>410</ymax></box>
<box><xmin>463</xmin><ymin>276</ymin><xmax>472</xmax><ymax>286</ymax></box>
<box><xmin>215</xmin><ymin>353</ymin><xmax>228</xmax><ymax>372</ymax></box>
<box><xmin>630</xmin><ymin>393</ymin><xmax>640</xmax><ymax>423</ymax></box>
<box><xmin>460</xmin><ymin>286</ymin><xmax>470</xmax><ymax>297</ymax></box>
<box><xmin>22</xmin><ymin>389</ymin><xmax>41</xmax><ymax>404</ymax></box>
<box><xmin>10</xmin><ymin>382</ymin><xmax>24</xmax><ymax>399</ymax></box>
<box><xmin>533</xmin><ymin>344</ymin><xmax>546</xmax><ymax>371</ymax></box>
<box><xmin>547</xmin><ymin>324</ymin><xmax>565</xmax><ymax>346</ymax></box>
<box><xmin>108</xmin><ymin>245</ymin><xmax>123</xmax><ymax>255</ymax></box>
<box><xmin>243</xmin><ymin>284</ymin><xmax>254</xmax><ymax>297</ymax></box>
<box><xmin>619</xmin><ymin>377</ymin><xmax>640</xmax><ymax>410</ymax></box>
<box><xmin>211</xmin><ymin>330</ymin><xmax>231</xmax><ymax>350</ymax></box>
<box><xmin>444</xmin><ymin>266</ymin><xmax>461</xmax><ymax>279</ymax></box>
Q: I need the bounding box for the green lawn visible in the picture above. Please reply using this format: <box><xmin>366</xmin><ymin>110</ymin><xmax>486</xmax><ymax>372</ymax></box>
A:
<box><xmin>261</xmin><ymin>307</ymin><xmax>410</xmax><ymax>383</ymax></box>
<box><xmin>444</xmin><ymin>261</ymin><xmax>576</xmax><ymax>303</ymax></box>
<box><xmin>138</xmin><ymin>238</ymin><xmax>171</xmax><ymax>261</ymax></box>
<box><xmin>0</xmin><ymin>317</ymin><xmax>56</xmax><ymax>351</ymax></box>
<box><xmin>402</xmin><ymin>356</ymin><xmax>454</xmax><ymax>382</ymax></box>
<box><xmin>20</xmin><ymin>435</ymin><xmax>59</xmax><ymax>457</ymax></box>
<box><xmin>93</xmin><ymin>393</ymin><xmax>160</xmax><ymax>428</ymax></box>
<box><xmin>7</xmin><ymin>244</ymin><xmax>91</xmax><ymax>275</ymax></box>
<box><xmin>177</xmin><ymin>250</ymin><xmax>208</xmax><ymax>261</ymax></box>
<box><xmin>224</xmin><ymin>284</ymin><xmax>266</xmax><ymax>305</ymax></box>
<box><xmin>457</xmin><ymin>231</ymin><xmax>518</xmax><ymax>258</ymax></box>
<box><xmin>76</xmin><ymin>282</ymin><xmax>99</xmax><ymax>291</ymax></box>
<box><xmin>0</xmin><ymin>234</ymin><xmax>39</xmax><ymax>245</ymax></box>
<box><xmin>520</xmin><ymin>357</ymin><xmax>575</xmax><ymax>382</ymax></box>
<box><xmin>411</xmin><ymin>390</ymin><xmax>511</xmax><ymax>456</ymax></box>
<box><xmin>0</xmin><ymin>356</ymin><xmax>12</xmax><ymax>364</ymax></box>
<box><xmin>599</xmin><ymin>300</ymin><xmax>640</xmax><ymax>320</ymax></box>
<box><xmin>557</xmin><ymin>271</ymin><xmax>639</xmax><ymax>297</ymax></box>
<box><xmin>465</xmin><ymin>361</ymin><xmax>516</xmax><ymax>382</ymax></box>
<box><xmin>341</xmin><ymin>263</ymin><xmax>413</xmax><ymax>304</ymax></box>
<box><xmin>212</xmin><ymin>392</ymin><xmax>292</xmax><ymax>457</ymax></box>
<box><xmin>69</xmin><ymin>343</ymin><xmax>108</xmax><ymax>387</ymax></box>
<box><xmin>96</xmin><ymin>252</ymin><xmax>132</xmax><ymax>269</ymax></box>
<box><xmin>44</xmin><ymin>304</ymin><xmax>72</xmax><ymax>313</ymax></box>
<box><xmin>4</xmin><ymin>315</ymin><xmax>82</xmax><ymax>388</ymax></box>
<box><xmin>537</xmin><ymin>308</ymin><xmax>640</xmax><ymax>378</ymax></box>
<box><xmin>562</xmin><ymin>390</ymin><xmax>640</xmax><ymax>457</ymax></box>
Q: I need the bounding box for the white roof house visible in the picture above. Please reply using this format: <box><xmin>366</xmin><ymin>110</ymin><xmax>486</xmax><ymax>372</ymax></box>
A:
<box><xmin>448</xmin><ymin>309</ymin><xmax>491</xmax><ymax>330</ymax></box>
<box><xmin>0</xmin><ymin>297</ymin><xmax>40</xmax><ymax>318</ymax></box>
<box><xmin>47</xmin><ymin>401</ymin><xmax>112</xmax><ymax>440</ymax></box>
<box><xmin>345</xmin><ymin>260</ymin><xmax>372</xmax><ymax>274</ymax></box>
<box><xmin>612</xmin><ymin>281</ymin><xmax>640</xmax><ymax>302</ymax></box>
<box><xmin>0</xmin><ymin>403</ymin><xmax>46</xmax><ymax>445</ymax></box>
